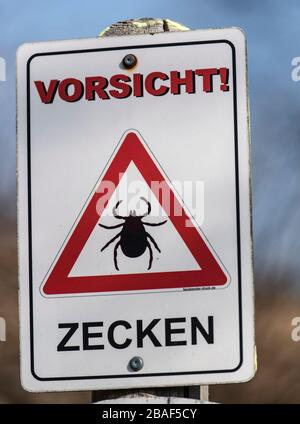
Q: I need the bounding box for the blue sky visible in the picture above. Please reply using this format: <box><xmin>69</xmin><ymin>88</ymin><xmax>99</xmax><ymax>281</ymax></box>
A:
<box><xmin>1</xmin><ymin>0</ymin><xmax>300</xmax><ymax>287</ymax></box>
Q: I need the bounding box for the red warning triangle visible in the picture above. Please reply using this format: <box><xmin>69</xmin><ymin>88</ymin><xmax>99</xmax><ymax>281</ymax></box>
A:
<box><xmin>42</xmin><ymin>131</ymin><xmax>228</xmax><ymax>295</ymax></box>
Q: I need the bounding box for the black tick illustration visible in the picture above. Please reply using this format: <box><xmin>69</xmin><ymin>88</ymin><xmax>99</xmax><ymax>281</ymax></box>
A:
<box><xmin>99</xmin><ymin>197</ymin><xmax>167</xmax><ymax>270</ymax></box>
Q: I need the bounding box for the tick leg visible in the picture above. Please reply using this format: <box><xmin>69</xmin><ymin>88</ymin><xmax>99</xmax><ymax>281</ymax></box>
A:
<box><xmin>139</xmin><ymin>197</ymin><xmax>151</xmax><ymax>217</ymax></box>
<box><xmin>98</xmin><ymin>223</ymin><xmax>124</xmax><ymax>229</ymax></box>
<box><xmin>114</xmin><ymin>241</ymin><xmax>120</xmax><ymax>271</ymax></box>
<box><xmin>142</xmin><ymin>220</ymin><xmax>167</xmax><ymax>227</ymax></box>
<box><xmin>147</xmin><ymin>242</ymin><xmax>153</xmax><ymax>270</ymax></box>
<box><xmin>100</xmin><ymin>232</ymin><xmax>121</xmax><ymax>252</ymax></box>
<box><xmin>113</xmin><ymin>200</ymin><xmax>127</xmax><ymax>219</ymax></box>
<box><xmin>146</xmin><ymin>232</ymin><xmax>161</xmax><ymax>253</ymax></box>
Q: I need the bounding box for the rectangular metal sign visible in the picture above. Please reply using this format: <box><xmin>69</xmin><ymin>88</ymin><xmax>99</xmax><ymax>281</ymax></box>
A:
<box><xmin>17</xmin><ymin>28</ymin><xmax>255</xmax><ymax>391</ymax></box>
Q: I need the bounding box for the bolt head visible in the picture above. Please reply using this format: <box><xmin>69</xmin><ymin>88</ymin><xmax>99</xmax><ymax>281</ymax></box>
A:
<box><xmin>129</xmin><ymin>356</ymin><xmax>143</xmax><ymax>371</ymax></box>
<box><xmin>123</xmin><ymin>54</ymin><xmax>137</xmax><ymax>69</ymax></box>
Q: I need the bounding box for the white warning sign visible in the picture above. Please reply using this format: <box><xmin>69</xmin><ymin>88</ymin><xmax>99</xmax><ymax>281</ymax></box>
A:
<box><xmin>17</xmin><ymin>27</ymin><xmax>255</xmax><ymax>392</ymax></box>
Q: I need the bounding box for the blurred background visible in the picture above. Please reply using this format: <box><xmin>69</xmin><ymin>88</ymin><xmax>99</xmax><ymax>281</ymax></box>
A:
<box><xmin>1</xmin><ymin>0</ymin><xmax>300</xmax><ymax>403</ymax></box>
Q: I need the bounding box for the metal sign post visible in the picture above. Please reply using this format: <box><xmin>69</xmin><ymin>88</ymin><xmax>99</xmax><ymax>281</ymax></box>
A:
<box><xmin>93</xmin><ymin>19</ymin><xmax>206</xmax><ymax>403</ymax></box>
